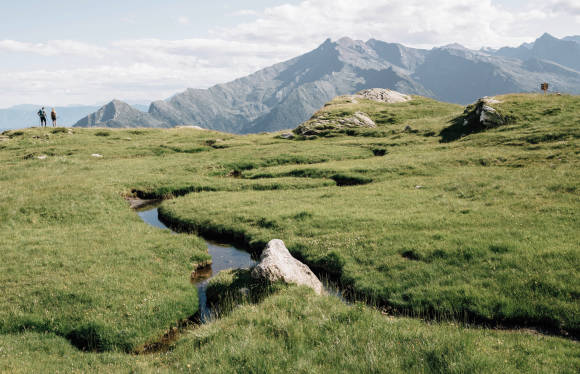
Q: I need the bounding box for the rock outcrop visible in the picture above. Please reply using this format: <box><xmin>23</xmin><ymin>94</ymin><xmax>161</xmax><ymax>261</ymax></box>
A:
<box><xmin>463</xmin><ymin>97</ymin><xmax>506</xmax><ymax>130</ymax></box>
<box><xmin>251</xmin><ymin>240</ymin><xmax>323</xmax><ymax>295</ymax></box>
<box><xmin>346</xmin><ymin>88</ymin><xmax>412</xmax><ymax>104</ymax></box>
<box><xmin>294</xmin><ymin>111</ymin><xmax>376</xmax><ymax>136</ymax></box>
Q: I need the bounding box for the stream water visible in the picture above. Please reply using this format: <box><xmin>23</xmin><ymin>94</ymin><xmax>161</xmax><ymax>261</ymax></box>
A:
<box><xmin>136</xmin><ymin>204</ymin><xmax>256</xmax><ymax>321</ymax></box>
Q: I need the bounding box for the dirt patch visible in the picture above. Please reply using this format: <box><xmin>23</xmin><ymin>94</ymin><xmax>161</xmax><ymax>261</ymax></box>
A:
<box><xmin>126</xmin><ymin>197</ymin><xmax>163</xmax><ymax>210</ymax></box>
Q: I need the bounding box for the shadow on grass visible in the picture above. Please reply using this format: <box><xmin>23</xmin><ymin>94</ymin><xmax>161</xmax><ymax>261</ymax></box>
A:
<box><xmin>7</xmin><ymin>318</ymin><xmax>133</xmax><ymax>353</ymax></box>
<box><xmin>439</xmin><ymin>116</ymin><xmax>472</xmax><ymax>142</ymax></box>
<box><xmin>65</xmin><ymin>323</ymin><xmax>132</xmax><ymax>352</ymax></box>
<box><xmin>205</xmin><ymin>269</ymin><xmax>287</xmax><ymax>318</ymax></box>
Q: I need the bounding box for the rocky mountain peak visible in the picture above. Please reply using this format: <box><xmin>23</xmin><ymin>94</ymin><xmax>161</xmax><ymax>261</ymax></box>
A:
<box><xmin>76</xmin><ymin>33</ymin><xmax>580</xmax><ymax>132</ymax></box>
<box><xmin>74</xmin><ymin>99</ymin><xmax>166</xmax><ymax>128</ymax></box>
<box><xmin>538</xmin><ymin>32</ymin><xmax>557</xmax><ymax>41</ymax></box>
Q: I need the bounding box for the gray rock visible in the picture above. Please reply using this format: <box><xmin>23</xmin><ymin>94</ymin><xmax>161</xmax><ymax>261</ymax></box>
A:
<box><xmin>473</xmin><ymin>98</ymin><xmax>505</xmax><ymax>128</ymax></box>
<box><xmin>175</xmin><ymin>125</ymin><xmax>205</xmax><ymax>130</ymax></box>
<box><xmin>252</xmin><ymin>239</ymin><xmax>323</xmax><ymax>295</ymax></box>
<box><xmin>294</xmin><ymin>111</ymin><xmax>376</xmax><ymax>136</ymax></box>
<box><xmin>279</xmin><ymin>132</ymin><xmax>295</xmax><ymax>139</ymax></box>
<box><xmin>348</xmin><ymin>88</ymin><xmax>411</xmax><ymax>103</ymax></box>
<box><xmin>351</xmin><ymin>112</ymin><xmax>377</xmax><ymax>127</ymax></box>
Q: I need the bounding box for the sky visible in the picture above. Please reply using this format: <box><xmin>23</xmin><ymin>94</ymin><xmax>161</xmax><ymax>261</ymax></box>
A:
<box><xmin>0</xmin><ymin>0</ymin><xmax>578</xmax><ymax>108</ymax></box>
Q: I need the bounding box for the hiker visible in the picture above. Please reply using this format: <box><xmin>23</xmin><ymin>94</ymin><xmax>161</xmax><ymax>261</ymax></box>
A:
<box><xmin>37</xmin><ymin>107</ymin><xmax>47</xmax><ymax>127</ymax></box>
<box><xmin>51</xmin><ymin>108</ymin><xmax>57</xmax><ymax>127</ymax></box>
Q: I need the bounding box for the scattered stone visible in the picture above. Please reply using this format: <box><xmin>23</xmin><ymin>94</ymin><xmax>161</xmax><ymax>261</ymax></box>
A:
<box><xmin>404</xmin><ymin>125</ymin><xmax>413</xmax><ymax>132</ymax></box>
<box><xmin>227</xmin><ymin>170</ymin><xmax>242</xmax><ymax>178</ymax></box>
<box><xmin>37</xmin><ymin>155</ymin><xmax>47</xmax><ymax>160</ymax></box>
<box><xmin>252</xmin><ymin>239</ymin><xmax>323</xmax><ymax>295</ymax></box>
<box><xmin>279</xmin><ymin>132</ymin><xmax>295</xmax><ymax>140</ymax></box>
<box><xmin>415</xmin><ymin>185</ymin><xmax>423</xmax><ymax>189</ymax></box>
<box><xmin>91</xmin><ymin>154</ymin><xmax>103</xmax><ymax>158</ymax></box>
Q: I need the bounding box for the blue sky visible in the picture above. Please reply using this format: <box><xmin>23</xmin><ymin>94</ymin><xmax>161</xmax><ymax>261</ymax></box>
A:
<box><xmin>0</xmin><ymin>0</ymin><xmax>578</xmax><ymax>107</ymax></box>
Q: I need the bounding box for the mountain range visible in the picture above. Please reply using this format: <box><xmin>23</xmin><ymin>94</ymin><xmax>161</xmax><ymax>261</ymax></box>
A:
<box><xmin>57</xmin><ymin>33</ymin><xmax>580</xmax><ymax>133</ymax></box>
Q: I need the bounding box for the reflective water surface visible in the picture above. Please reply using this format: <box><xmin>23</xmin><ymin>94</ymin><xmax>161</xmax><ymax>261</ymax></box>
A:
<box><xmin>136</xmin><ymin>205</ymin><xmax>256</xmax><ymax>320</ymax></box>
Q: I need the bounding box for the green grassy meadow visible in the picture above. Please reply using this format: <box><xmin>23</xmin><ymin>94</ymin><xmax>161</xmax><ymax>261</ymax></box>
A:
<box><xmin>0</xmin><ymin>93</ymin><xmax>578</xmax><ymax>372</ymax></box>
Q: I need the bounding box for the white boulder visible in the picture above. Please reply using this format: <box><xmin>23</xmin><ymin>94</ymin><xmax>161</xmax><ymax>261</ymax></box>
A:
<box><xmin>251</xmin><ymin>239</ymin><xmax>323</xmax><ymax>295</ymax></box>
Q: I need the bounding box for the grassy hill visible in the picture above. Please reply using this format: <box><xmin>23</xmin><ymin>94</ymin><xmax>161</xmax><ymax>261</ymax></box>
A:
<box><xmin>0</xmin><ymin>93</ymin><xmax>578</xmax><ymax>372</ymax></box>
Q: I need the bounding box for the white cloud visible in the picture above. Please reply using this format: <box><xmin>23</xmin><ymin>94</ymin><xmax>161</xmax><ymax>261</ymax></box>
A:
<box><xmin>0</xmin><ymin>39</ymin><xmax>106</xmax><ymax>58</ymax></box>
<box><xmin>177</xmin><ymin>16</ymin><xmax>190</xmax><ymax>24</ymax></box>
<box><xmin>230</xmin><ymin>9</ymin><xmax>258</xmax><ymax>17</ymax></box>
<box><xmin>216</xmin><ymin>0</ymin><xmax>548</xmax><ymax>49</ymax></box>
<box><xmin>1</xmin><ymin>0</ymin><xmax>578</xmax><ymax>107</ymax></box>
<box><xmin>549</xmin><ymin>0</ymin><xmax>580</xmax><ymax>15</ymax></box>
<box><xmin>120</xmin><ymin>15</ymin><xmax>137</xmax><ymax>24</ymax></box>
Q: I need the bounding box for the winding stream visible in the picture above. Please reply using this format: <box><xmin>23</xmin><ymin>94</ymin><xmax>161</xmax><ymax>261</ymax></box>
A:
<box><xmin>136</xmin><ymin>204</ymin><xmax>257</xmax><ymax>321</ymax></box>
<box><xmin>134</xmin><ymin>201</ymin><xmax>569</xmax><ymax>346</ymax></box>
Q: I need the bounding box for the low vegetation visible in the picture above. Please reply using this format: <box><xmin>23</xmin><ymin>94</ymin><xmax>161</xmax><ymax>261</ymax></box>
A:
<box><xmin>161</xmin><ymin>93</ymin><xmax>580</xmax><ymax>335</ymax></box>
<box><xmin>0</xmin><ymin>93</ymin><xmax>578</xmax><ymax>372</ymax></box>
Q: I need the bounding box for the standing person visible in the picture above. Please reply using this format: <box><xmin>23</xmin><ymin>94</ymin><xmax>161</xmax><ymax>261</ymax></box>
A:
<box><xmin>37</xmin><ymin>107</ymin><xmax>47</xmax><ymax>127</ymax></box>
<box><xmin>51</xmin><ymin>108</ymin><xmax>57</xmax><ymax>127</ymax></box>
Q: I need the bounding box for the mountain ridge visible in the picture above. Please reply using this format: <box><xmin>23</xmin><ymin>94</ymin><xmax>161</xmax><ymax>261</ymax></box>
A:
<box><xmin>75</xmin><ymin>33</ymin><xmax>580</xmax><ymax>133</ymax></box>
<box><xmin>75</xmin><ymin>100</ymin><xmax>167</xmax><ymax>128</ymax></box>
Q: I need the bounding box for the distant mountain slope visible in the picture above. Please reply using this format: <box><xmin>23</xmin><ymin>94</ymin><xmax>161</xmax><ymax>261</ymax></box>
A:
<box><xmin>563</xmin><ymin>36</ymin><xmax>580</xmax><ymax>44</ymax></box>
<box><xmin>494</xmin><ymin>33</ymin><xmax>580</xmax><ymax>71</ymax></box>
<box><xmin>75</xmin><ymin>100</ymin><xmax>167</xmax><ymax>128</ymax></box>
<box><xmin>79</xmin><ymin>33</ymin><xmax>580</xmax><ymax>133</ymax></box>
<box><xmin>0</xmin><ymin>104</ymin><xmax>100</xmax><ymax>130</ymax></box>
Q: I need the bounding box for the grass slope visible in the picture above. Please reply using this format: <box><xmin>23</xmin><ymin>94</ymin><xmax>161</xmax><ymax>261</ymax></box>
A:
<box><xmin>160</xmin><ymin>94</ymin><xmax>580</xmax><ymax>335</ymax></box>
<box><xmin>1</xmin><ymin>287</ymin><xmax>578</xmax><ymax>373</ymax></box>
<box><xmin>0</xmin><ymin>93</ymin><xmax>578</xmax><ymax>371</ymax></box>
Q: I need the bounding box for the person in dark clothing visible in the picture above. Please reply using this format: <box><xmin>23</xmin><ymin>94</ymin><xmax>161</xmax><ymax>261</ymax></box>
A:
<box><xmin>37</xmin><ymin>107</ymin><xmax>47</xmax><ymax>127</ymax></box>
<box><xmin>51</xmin><ymin>108</ymin><xmax>57</xmax><ymax>127</ymax></box>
